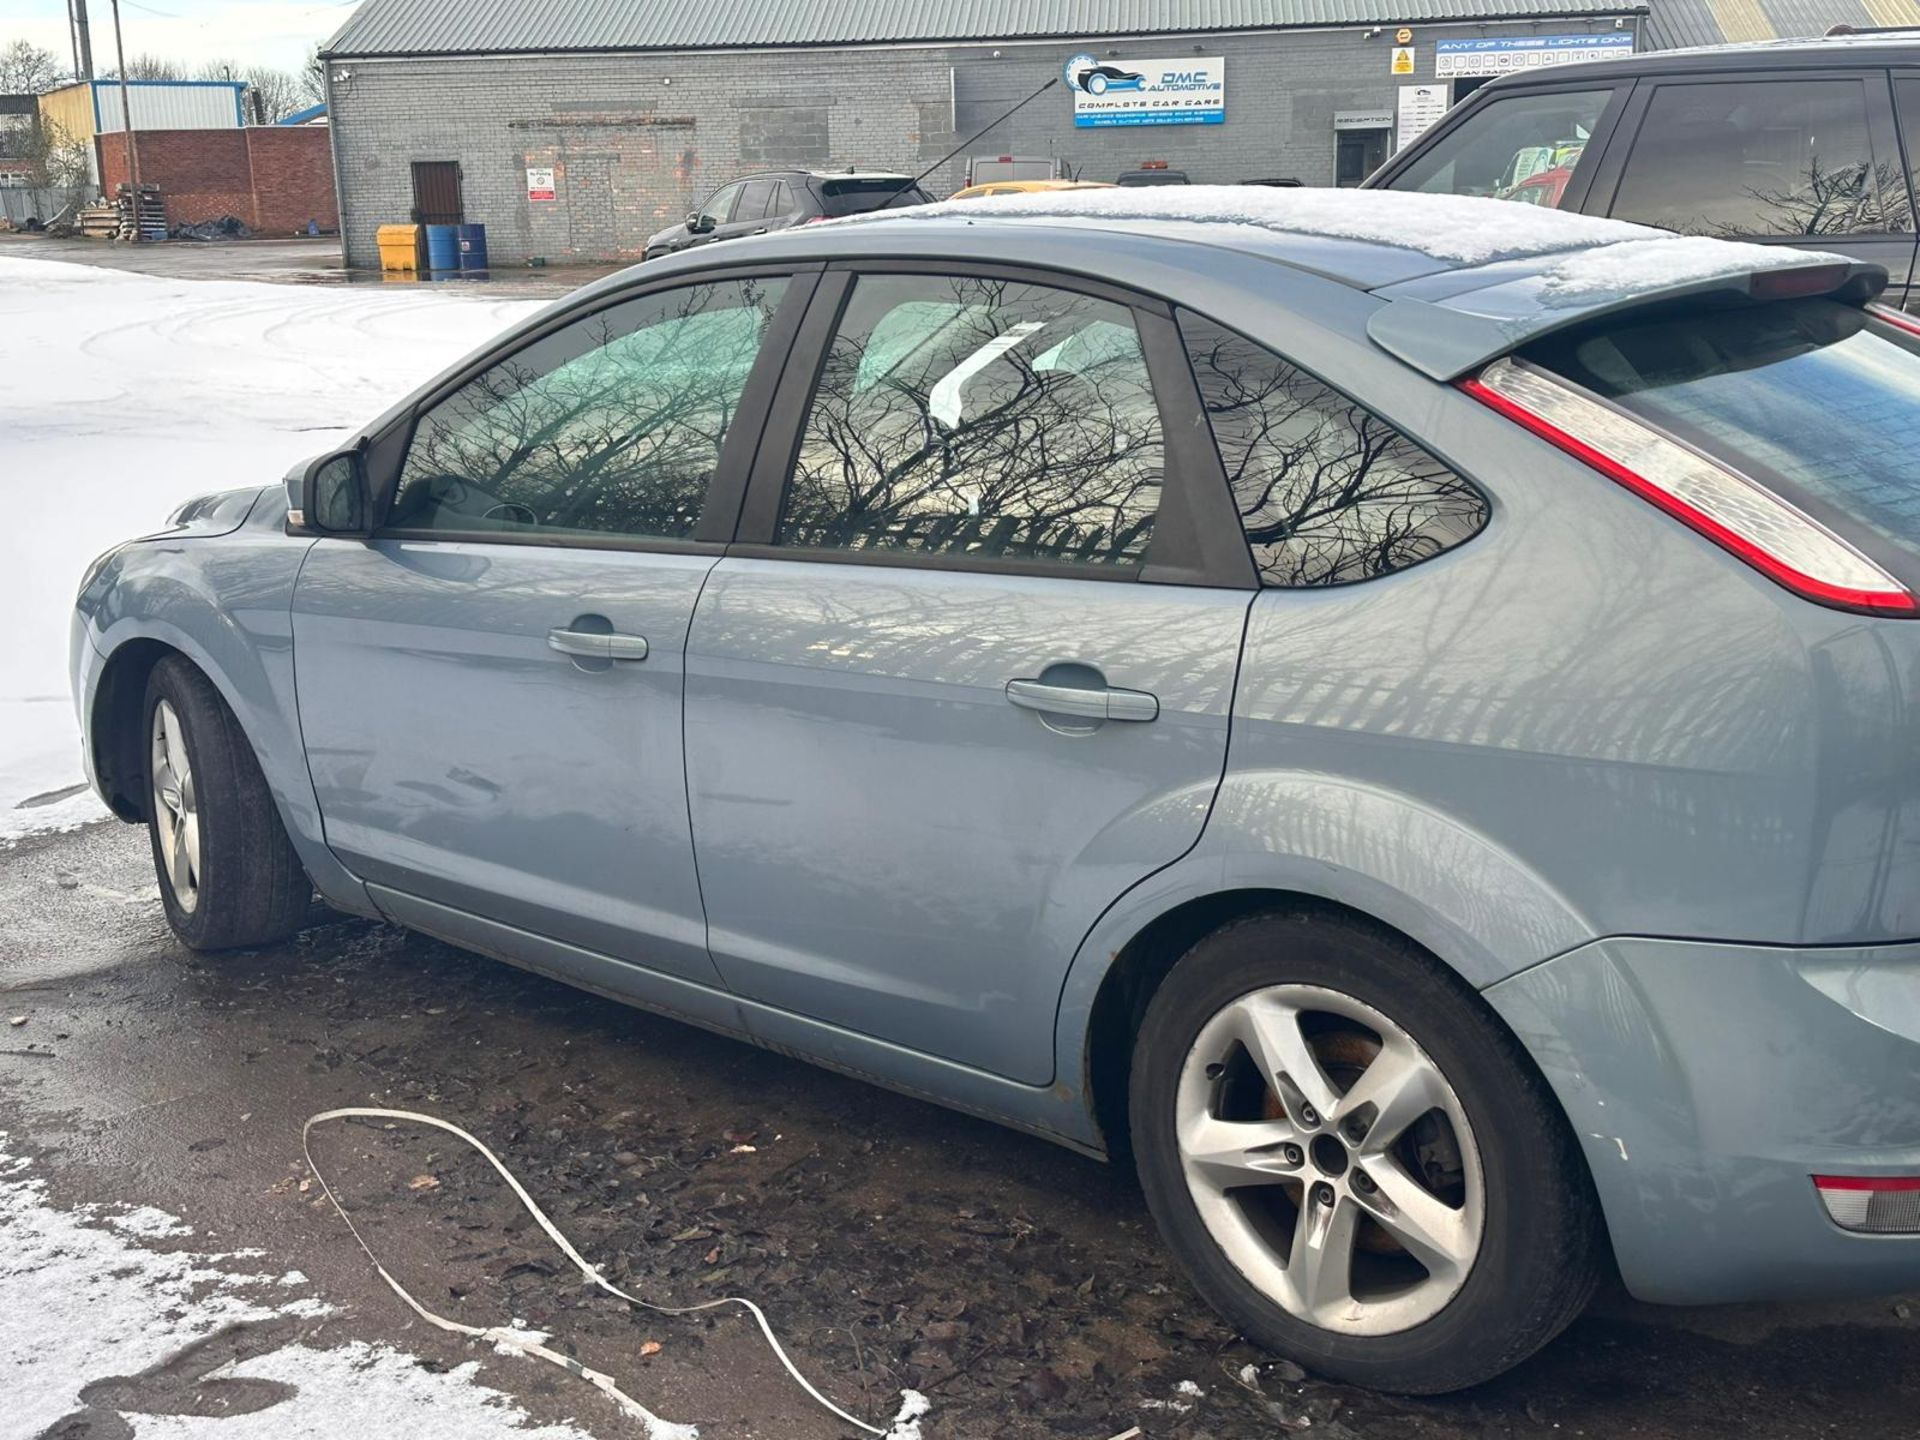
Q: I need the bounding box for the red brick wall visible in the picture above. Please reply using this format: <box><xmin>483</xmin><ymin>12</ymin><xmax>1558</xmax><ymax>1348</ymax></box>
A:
<box><xmin>96</xmin><ymin>126</ymin><xmax>336</xmax><ymax>234</ymax></box>
<box><xmin>245</xmin><ymin>127</ymin><xmax>337</xmax><ymax>233</ymax></box>
<box><xmin>98</xmin><ymin>129</ymin><xmax>251</xmax><ymax>226</ymax></box>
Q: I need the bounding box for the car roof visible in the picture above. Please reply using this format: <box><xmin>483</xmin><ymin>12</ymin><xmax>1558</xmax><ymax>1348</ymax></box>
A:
<box><xmin>1473</xmin><ymin>32</ymin><xmax>1920</xmax><ymax>88</ymax></box>
<box><xmin>606</xmin><ymin>187</ymin><xmax>1885</xmax><ymax>380</ymax></box>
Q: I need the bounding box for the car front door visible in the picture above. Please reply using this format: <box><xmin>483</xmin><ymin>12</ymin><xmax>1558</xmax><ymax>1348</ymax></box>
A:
<box><xmin>291</xmin><ymin>268</ymin><xmax>809</xmax><ymax>985</ymax></box>
<box><xmin>682</xmin><ymin>265</ymin><xmax>1257</xmax><ymax>1082</ymax></box>
<box><xmin>1598</xmin><ymin>70</ymin><xmax>1917</xmax><ymax>305</ymax></box>
<box><xmin>687</xmin><ymin>182</ymin><xmax>744</xmax><ymax>250</ymax></box>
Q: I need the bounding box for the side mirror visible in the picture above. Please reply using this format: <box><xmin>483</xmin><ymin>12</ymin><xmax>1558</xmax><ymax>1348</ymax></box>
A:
<box><xmin>290</xmin><ymin>449</ymin><xmax>371</xmax><ymax>536</ymax></box>
<box><xmin>688</xmin><ymin>211</ymin><xmax>715</xmax><ymax>234</ymax></box>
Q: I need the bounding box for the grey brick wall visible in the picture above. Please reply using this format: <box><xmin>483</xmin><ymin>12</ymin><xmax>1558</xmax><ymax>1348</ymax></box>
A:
<box><xmin>328</xmin><ymin>20</ymin><xmax>1638</xmax><ymax>268</ymax></box>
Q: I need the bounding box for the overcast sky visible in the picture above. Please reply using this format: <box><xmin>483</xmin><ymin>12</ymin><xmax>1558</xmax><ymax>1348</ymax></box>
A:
<box><xmin>5</xmin><ymin>0</ymin><xmax>354</xmax><ymax>75</ymax></box>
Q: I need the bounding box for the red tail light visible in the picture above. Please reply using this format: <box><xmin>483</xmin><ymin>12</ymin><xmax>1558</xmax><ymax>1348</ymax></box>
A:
<box><xmin>1462</xmin><ymin>358</ymin><xmax>1917</xmax><ymax>617</ymax></box>
<box><xmin>1871</xmin><ymin>303</ymin><xmax>1920</xmax><ymax>338</ymax></box>
<box><xmin>1814</xmin><ymin>1175</ymin><xmax>1920</xmax><ymax>1233</ymax></box>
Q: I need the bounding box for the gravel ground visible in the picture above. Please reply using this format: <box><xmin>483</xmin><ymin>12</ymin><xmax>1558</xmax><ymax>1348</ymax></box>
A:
<box><xmin>3</xmin><ymin>820</ymin><xmax>1917</xmax><ymax>1440</ymax></box>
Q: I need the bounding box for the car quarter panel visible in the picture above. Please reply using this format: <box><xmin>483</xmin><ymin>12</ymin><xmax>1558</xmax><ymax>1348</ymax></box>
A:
<box><xmin>1487</xmin><ymin>935</ymin><xmax>1920</xmax><ymax>1304</ymax></box>
<box><xmin>73</xmin><ymin>490</ymin><xmax>374</xmax><ymax>914</ymax></box>
<box><xmin>1053</xmin><ymin>273</ymin><xmax>1915</xmax><ymax>1095</ymax></box>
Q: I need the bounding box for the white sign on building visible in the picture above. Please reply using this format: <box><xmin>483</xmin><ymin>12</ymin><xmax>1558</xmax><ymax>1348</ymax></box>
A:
<box><xmin>1396</xmin><ymin>84</ymin><xmax>1451</xmax><ymax>151</ymax></box>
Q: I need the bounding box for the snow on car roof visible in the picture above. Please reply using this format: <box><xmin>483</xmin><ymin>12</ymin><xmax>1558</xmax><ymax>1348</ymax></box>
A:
<box><xmin>843</xmin><ymin>185</ymin><xmax>1667</xmax><ymax>269</ymax></box>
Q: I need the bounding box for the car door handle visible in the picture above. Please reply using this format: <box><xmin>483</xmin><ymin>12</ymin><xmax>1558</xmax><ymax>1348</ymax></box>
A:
<box><xmin>1006</xmin><ymin>678</ymin><xmax>1158</xmax><ymax>723</ymax></box>
<box><xmin>547</xmin><ymin>627</ymin><xmax>649</xmax><ymax>661</ymax></box>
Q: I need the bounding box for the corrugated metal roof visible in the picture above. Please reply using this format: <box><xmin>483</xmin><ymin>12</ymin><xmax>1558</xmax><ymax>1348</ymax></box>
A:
<box><xmin>1643</xmin><ymin>0</ymin><xmax>1892</xmax><ymax>47</ymax></box>
<box><xmin>324</xmin><ymin>0</ymin><xmax>1648</xmax><ymax>57</ymax></box>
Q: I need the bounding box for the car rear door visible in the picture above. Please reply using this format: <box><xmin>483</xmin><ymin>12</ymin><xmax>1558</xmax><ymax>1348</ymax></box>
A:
<box><xmin>682</xmin><ymin>263</ymin><xmax>1257</xmax><ymax>1083</ymax></box>
<box><xmin>291</xmin><ymin>266</ymin><xmax>812</xmax><ymax>986</ymax></box>
<box><xmin>687</xmin><ymin>182</ymin><xmax>744</xmax><ymax>250</ymax></box>
<box><xmin>1594</xmin><ymin>68</ymin><xmax>1916</xmax><ymax>305</ymax></box>
<box><xmin>716</xmin><ymin>177</ymin><xmax>780</xmax><ymax>244</ymax></box>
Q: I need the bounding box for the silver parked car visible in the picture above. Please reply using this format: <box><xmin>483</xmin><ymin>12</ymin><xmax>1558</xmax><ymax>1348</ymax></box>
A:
<box><xmin>72</xmin><ymin>191</ymin><xmax>1920</xmax><ymax>1393</ymax></box>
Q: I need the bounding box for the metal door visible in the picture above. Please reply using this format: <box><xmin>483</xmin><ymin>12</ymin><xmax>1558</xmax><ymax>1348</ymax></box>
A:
<box><xmin>410</xmin><ymin>160</ymin><xmax>463</xmax><ymax>226</ymax></box>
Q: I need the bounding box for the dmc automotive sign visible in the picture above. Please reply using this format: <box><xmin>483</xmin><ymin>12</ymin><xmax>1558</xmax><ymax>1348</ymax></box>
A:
<box><xmin>1064</xmin><ymin>52</ymin><xmax>1225</xmax><ymax>128</ymax></box>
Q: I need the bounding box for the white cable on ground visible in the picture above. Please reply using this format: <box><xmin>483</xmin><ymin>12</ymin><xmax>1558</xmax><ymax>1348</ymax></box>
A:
<box><xmin>303</xmin><ymin>1106</ymin><xmax>921</xmax><ymax>1439</ymax></box>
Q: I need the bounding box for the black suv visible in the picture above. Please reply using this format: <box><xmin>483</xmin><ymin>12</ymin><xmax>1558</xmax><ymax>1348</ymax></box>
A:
<box><xmin>1368</xmin><ymin>36</ymin><xmax>1920</xmax><ymax>307</ymax></box>
<box><xmin>645</xmin><ymin>170</ymin><xmax>932</xmax><ymax>260</ymax></box>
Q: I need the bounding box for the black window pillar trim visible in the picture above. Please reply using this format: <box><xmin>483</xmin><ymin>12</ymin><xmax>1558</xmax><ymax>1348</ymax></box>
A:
<box><xmin>693</xmin><ymin>267</ymin><xmax>822</xmax><ymax>544</ymax></box>
<box><xmin>734</xmin><ymin>269</ymin><xmax>854</xmax><ymax>546</ymax></box>
<box><xmin>1135</xmin><ymin>307</ymin><xmax>1259</xmax><ymax>590</ymax></box>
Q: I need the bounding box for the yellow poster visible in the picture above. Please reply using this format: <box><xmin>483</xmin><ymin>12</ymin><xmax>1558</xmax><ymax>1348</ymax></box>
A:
<box><xmin>1391</xmin><ymin>46</ymin><xmax>1416</xmax><ymax>75</ymax></box>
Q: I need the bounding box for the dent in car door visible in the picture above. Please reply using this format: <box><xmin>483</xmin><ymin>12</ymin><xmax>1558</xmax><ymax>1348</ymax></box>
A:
<box><xmin>292</xmin><ymin>271</ymin><xmax>807</xmax><ymax>986</ymax></box>
<box><xmin>682</xmin><ymin>266</ymin><xmax>1257</xmax><ymax>1084</ymax></box>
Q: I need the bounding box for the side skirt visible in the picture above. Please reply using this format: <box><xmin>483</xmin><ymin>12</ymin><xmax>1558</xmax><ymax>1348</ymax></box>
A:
<box><xmin>367</xmin><ymin>885</ymin><xmax>1108</xmax><ymax>1161</ymax></box>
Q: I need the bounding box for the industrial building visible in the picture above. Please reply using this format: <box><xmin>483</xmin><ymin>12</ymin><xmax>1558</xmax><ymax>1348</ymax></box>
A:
<box><xmin>317</xmin><ymin>0</ymin><xmax>1902</xmax><ymax>270</ymax></box>
<box><xmin>38</xmin><ymin>78</ymin><xmax>246</xmax><ymax>184</ymax></box>
<box><xmin>318</xmin><ymin>0</ymin><xmax>1663</xmax><ymax>268</ymax></box>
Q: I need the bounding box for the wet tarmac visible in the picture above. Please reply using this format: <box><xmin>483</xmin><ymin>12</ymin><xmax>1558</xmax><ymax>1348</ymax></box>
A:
<box><xmin>3</xmin><ymin>819</ymin><xmax>1917</xmax><ymax>1439</ymax></box>
<box><xmin>0</xmin><ymin>233</ymin><xmax>622</xmax><ymax>298</ymax></box>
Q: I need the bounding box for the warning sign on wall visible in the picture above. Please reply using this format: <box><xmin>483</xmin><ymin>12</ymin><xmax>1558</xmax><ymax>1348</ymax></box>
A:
<box><xmin>1390</xmin><ymin>46</ymin><xmax>1416</xmax><ymax>75</ymax></box>
<box><xmin>526</xmin><ymin>166</ymin><xmax>557</xmax><ymax>202</ymax></box>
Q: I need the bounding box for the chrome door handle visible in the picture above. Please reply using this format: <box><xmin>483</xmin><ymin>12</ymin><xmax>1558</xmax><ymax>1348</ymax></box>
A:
<box><xmin>547</xmin><ymin>627</ymin><xmax>649</xmax><ymax>661</ymax></box>
<box><xmin>1006</xmin><ymin>678</ymin><xmax>1158</xmax><ymax>722</ymax></box>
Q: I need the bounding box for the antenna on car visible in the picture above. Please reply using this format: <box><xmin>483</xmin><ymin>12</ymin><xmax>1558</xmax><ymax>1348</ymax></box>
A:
<box><xmin>874</xmin><ymin>76</ymin><xmax>1061</xmax><ymax>211</ymax></box>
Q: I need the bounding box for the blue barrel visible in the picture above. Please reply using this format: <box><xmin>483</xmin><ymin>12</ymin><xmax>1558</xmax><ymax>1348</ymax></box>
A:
<box><xmin>456</xmin><ymin>223</ymin><xmax>489</xmax><ymax>271</ymax></box>
<box><xmin>424</xmin><ymin>223</ymin><xmax>460</xmax><ymax>271</ymax></box>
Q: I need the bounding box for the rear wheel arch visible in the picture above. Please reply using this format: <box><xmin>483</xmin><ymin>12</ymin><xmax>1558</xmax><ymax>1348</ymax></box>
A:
<box><xmin>1083</xmin><ymin>890</ymin><xmax>1607</xmax><ymax>1223</ymax></box>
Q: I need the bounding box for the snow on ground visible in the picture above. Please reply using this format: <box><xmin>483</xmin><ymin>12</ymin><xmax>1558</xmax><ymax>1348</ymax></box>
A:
<box><xmin>0</xmin><ymin>255</ymin><xmax>546</xmax><ymax>841</ymax></box>
<box><xmin>0</xmin><ymin>1132</ymin><xmax>601</xmax><ymax>1439</ymax></box>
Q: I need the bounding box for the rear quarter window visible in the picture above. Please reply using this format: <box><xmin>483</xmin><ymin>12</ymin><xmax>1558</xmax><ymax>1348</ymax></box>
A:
<box><xmin>1180</xmin><ymin>313</ymin><xmax>1490</xmax><ymax>586</ymax></box>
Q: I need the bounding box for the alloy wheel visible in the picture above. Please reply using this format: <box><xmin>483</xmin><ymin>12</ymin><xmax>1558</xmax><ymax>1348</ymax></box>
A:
<box><xmin>1174</xmin><ymin>984</ymin><xmax>1484</xmax><ymax>1335</ymax></box>
<box><xmin>150</xmin><ymin>698</ymin><xmax>201</xmax><ymax>914</ymax></box>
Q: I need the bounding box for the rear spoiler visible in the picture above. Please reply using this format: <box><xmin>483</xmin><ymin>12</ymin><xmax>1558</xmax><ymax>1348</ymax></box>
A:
<box><xmin>1367</xmin><ymin>243</ymin><xmax>1887</xmax><ymax>381</ymax></box>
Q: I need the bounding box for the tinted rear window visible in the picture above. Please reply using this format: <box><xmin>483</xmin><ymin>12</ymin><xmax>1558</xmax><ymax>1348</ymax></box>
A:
<box><xmin>817</xmin><ymin>179</ymin><xmax>932</xmax><ymax>215</ymax></box>
<box><xmin>1524</xmin><ymin>300</ymin><xmax>1920</xmax><ymax>582</ymax></box>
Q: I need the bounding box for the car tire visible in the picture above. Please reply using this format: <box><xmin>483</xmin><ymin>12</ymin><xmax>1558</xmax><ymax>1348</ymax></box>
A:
<box><xmin>1129</xmin><ymin>907</ymin><xmax>1603</xmax><ymax>1394</ymax></box>
<box><xmin>144</xmin><ymin>655</ymin><xmax>311</xmax><ymax>951</ymax></box>
<box><xmin>1087</xmin><ymin>73</ymin><xmax>1109</xmax><ymax>95</ymax></box>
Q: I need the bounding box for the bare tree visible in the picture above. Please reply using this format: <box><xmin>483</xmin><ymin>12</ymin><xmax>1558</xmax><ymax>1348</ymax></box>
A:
<box><xmin>200</xmin><ymin>61</ymin><xmax>305</xmax><ymax>122</ymax></box>
<box><xmin>301</xmin><ymin>45</ymin><xmax>325</xmax><ymax>105</ymax></box>
<box><xmin>0</xmin><ymin>38</ymin><xmax>65</xmax><ymax>93</ymax></box>
<box><xmin>108</xmin><ymin>53</ymin><xmax>185</xmax><ymax>81</ymax></box>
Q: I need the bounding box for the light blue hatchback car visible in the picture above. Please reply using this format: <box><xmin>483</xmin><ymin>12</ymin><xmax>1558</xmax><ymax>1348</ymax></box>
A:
<box><xmin>72</xmin><ymin>191</ymin><xmax>1920</xmax><ymax>1393</ymax></box>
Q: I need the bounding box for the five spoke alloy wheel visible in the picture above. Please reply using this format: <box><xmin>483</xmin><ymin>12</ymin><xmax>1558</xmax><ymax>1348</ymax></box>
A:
<box><xmin>1131</xmin><ymin>910</ymin><xmax>1602</xmax><ymax>1391</ymax></box>
<box><xmin>1175</xmin><ymin>985</ymin><xmax>1483</xmax><ymax>1335</ymax></box>
<box><xmin>149</xmin><ymin>697</ymin><xmax>201</xmax><ymax>914</ymax></box>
